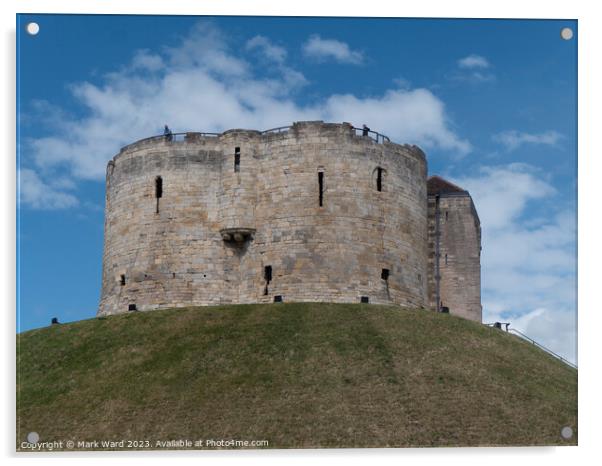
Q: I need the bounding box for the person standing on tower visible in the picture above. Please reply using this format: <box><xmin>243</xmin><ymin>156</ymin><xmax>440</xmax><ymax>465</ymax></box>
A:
<box><xmin>164</xmin><ymin>124</ymin><xmax>173</xmax><ymax>142</ymax></box>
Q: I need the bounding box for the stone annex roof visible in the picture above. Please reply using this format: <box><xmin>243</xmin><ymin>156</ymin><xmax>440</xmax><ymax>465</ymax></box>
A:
<box><xmin>427</xmin><ymin>175</ymin><xmax>468</xmax><ymax>196</ymax></box>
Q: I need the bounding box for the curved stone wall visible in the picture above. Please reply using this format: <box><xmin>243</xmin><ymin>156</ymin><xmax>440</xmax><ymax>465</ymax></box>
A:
<box><xmin>98</xmin><ymin>121</ymin><xmax>428</xmax><ymax>315</ymax></box>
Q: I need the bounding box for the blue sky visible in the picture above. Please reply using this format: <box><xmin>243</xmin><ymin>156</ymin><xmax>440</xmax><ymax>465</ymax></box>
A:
<box><xmin>17</xmin><ymin>15</ymin><xmax>577</xmax><ymax>362</ymax></box>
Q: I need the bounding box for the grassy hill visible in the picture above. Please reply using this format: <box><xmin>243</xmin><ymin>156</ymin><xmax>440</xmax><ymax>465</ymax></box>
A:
<box><xmin>17</xmin><ymin>303</ymin><xmax>577</xmax><ymax>450</ymax></box>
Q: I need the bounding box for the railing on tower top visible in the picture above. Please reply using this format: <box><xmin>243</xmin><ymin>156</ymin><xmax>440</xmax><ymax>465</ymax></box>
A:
<box><xmin>121</xmin><ymin>125</ymin><xmax>391</xmax><ymax>152</ymax></box>
<box><xmin>262</xmin><ymin>125</ymin><xmax>390</xmax><ymax>143</ymax></box>
<box><xmin>261</xmin><ymin>126</ymin><xmax>290</xmax><ymax>135</ymax></box>
<box><xmin>350</xmin><ymin>126</ymin><xmax>391</xmax><ymax>143</ymax></box>
<box><xmin>120</xmin><ymin>132</ymin><xmax>220</xmax><ymax>152</ymax></box>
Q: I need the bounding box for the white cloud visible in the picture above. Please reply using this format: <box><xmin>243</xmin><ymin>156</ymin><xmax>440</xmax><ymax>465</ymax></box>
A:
<box><xmin>302</xmin><ymin>34</ymin><xmax>364</xmax><ymax>64</ymax></box>
<box><xmin>392</xmin><ymin>77</ymin><xmax>411</xmax><ymax>89</ymax></box>
<box><xmin>493</xmin><ymin>130</ymin><xmax>563</xmax><ymax>151</ymax></box>
<box><xmin>457</xmin><ymin>54</ymin><xmax>490</xmax><ymax>69</ymax></box>
<box><xmin>244</xmin><ymin>35</ymin><xmax>307</xmax><ymax>91</ymax></box>
<box><xmin>455</xmin><ymin>163</ymin><xmax>555</xmax><ymax>230</ymax></box>
<box><xmin>131</xmin><ymin>49</ymin><xmax>164</xmax><ymax>72</ymax></box>
<box><xmin>320</xmin><ymin>89</ymin><xmax>471</xmax><ymax>154</ymax></box>
<box><xmin>454</xmin><ymin>164</ymin><xmax>577</xmax><ymax>363</ymax></box>
<box><xmin>451</xmin><ymin>54</ymin><xmax>495</xmax><ymax>83</ymax></box>
<box><xmin>449</xmin><ymin>71</ymin><xmax>495</xmax><ymax>84</ymax></box>
<box><xmin>246</xmin><ymin>35</ymin><xmax>287</xmax><ymax>64</ymax></box>
<box><xmin>18</xmin><ymin>169</ymin><xmax>79</xmax><ymax>210</ymax></box>
<box><xmin>165</xmin><ymin>22</ymin><xmax>249</xmax><ymax>77</ymax></box>
<box><xmin>25</xmin><ymin>20</ymin><xmax>471</xmax><ymax>191</ymax></box>
<box><xmin>465</xmin><ymin>72</ymin><xmax>495</xmax><ymax>83</ymax></box>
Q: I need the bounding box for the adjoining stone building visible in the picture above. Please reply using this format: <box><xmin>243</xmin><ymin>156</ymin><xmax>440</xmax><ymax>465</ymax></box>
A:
<box><xmin>426</xmin><ymin>176</ymin><xmax>482</xmax><ymax>322</ymax></box>
<box><xmin>98</xmin><ymin>121</ymin><xmax>481</xmax><ymax>322</ymax></box>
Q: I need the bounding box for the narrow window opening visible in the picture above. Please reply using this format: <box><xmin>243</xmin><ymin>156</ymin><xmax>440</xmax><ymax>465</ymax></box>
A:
<box><xmin>155</xmin><ymin>176</ymin><xmax>163</xmax><ymax>214</ymax></box>
<box><xmin>264</xmin><ymin>265</ymin><xmax>272</xmax><ymax>295</ymax></box>
<box><xmin>120</xmin><ymin>274</ymin><xmax>126</xmax><ymax>286</ymax></box>
<box><xmin>274</xmin><ymin>295</ymin><xmax>283</xmax><ymax>303</ymax></box>
<box><xmin>445</xmin><ymin>254</ymin><xmax>448</xmax><ymax>265</ymax></box>
<box><xmin>360</xmin><ymin>296</ymin><xmax>370</xmax><ymax>304</ymax></box>
<box><xmin>234</xmin><ymin>147</ymin><xmax>241</xmax><ymax>172</ymax></box>
<box><xmin>318</xmin><ymin>171</ymin><xmax>324</xmax><ymax>207</ymax></box>
<box><xmin>155</xmin><ymin>176</ymin><xmax>163</xmax><ymax>198</ymax></box>
<box><xmin>376</xmin><ymin>167</ymin><xmax>383</xmax><ymax>192</ymax></box>
<box><xmin>128</xmin><ymin>304</ymin><xmax>137</xmax><ymax>312</ymax></box>
<box><xmin>382</xmin><ymin>268</ymin><xmax>390</xmax><ymax>298</ymax></box>
<box><xmin>445</xmin><ymin>211</ymin><xmax>449</xmax><ymax>221</ymax></box>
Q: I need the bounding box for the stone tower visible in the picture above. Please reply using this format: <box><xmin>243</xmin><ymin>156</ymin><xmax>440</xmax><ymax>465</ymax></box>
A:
<box><xmin>98</xmin><ymin>121</ymin><xmax>430</xmax><ymax>316</ymax></box>
<box><xmin>426</xmin><ymin>176</ymin><xmax>482</xmax><ymax>322</ymax></box>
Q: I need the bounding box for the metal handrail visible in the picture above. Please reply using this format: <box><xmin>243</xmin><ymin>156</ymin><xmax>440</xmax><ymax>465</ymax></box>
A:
<box><xmin>506</xmin><ymin>328</ymin><xmax>577</xmax><ymax>369</ymax></box>
<box><xmin>120</xmin><ymin>124</ymin><xmax>392</xmax><ymax>153</ymax></box>
<box><xmin>261</xmin><ymin>126</ymin><xmax>291</xmax><ymax>135</ymax></box>
<box><xmin>351</xmin><ymin>126</ymin><xmax>391</xmax><ymax>144</ymax></box>
<box><xmin>263</xmin><ymin>125</ymin><xmax>390</xmax><ymax>144</ymax></box>
<box><xmin>120</xmin><ymin>132</ymin><xmax>220</xmax><ymax>152</ymax></box>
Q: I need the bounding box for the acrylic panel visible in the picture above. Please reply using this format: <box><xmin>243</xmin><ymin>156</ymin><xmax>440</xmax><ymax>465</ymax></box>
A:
<box><xmin>16</xmin><ymin>14</ymin><xmax>577</xmax><ymax>451</ymax></box>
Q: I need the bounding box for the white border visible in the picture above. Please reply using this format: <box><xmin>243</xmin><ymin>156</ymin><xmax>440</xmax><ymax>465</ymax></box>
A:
<box><xmin>3</xmin><ymin>1</ymin><xmax>600</xmax><ymax>464</ymax></box>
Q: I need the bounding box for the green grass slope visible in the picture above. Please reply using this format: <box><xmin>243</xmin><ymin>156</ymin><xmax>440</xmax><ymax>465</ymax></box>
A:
<box><xmin>17</xmin><ymin>303</ymin><xmax>577</xmax><ymax>450</ymax></box>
